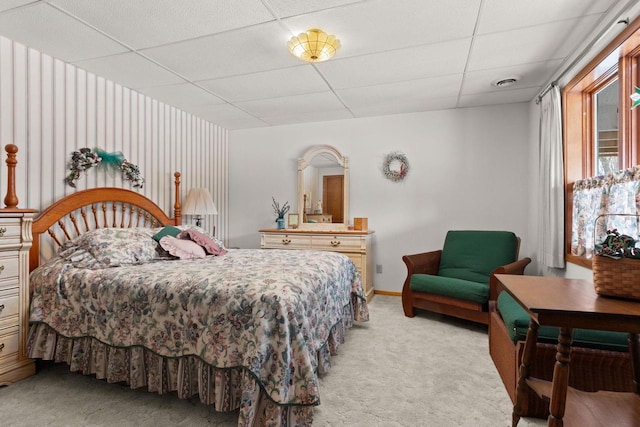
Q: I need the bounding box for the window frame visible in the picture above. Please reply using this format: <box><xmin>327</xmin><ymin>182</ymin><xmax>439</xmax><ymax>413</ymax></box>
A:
<box><xmin>592</xmin><ymin>75</ymin><xmax>620</xmax><ymax>176</ymax></box>
<box><xmin>563</xmin><ymin>17</ymin><xmax>640</xmax><ymax>269</ymax></box>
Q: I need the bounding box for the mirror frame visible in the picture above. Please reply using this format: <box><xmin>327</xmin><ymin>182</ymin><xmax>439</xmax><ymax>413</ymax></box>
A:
<box><xmin>297</xmin><ymin>145</ymin><xmax>349</xmax><ymax>230</ymax></box>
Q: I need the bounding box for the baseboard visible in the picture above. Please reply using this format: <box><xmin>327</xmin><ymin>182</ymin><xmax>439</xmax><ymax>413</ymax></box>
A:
<box><xmin>373</xmin><ymin>290</ymin><xmax>401</xmax><ymax>297</ymax></box>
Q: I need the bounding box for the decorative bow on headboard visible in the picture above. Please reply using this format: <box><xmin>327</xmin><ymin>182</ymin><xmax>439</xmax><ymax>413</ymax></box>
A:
<box><xmin>65</xmin><ymin>147</ymin><xmax>145</xmax><ymax>189</ymax></box>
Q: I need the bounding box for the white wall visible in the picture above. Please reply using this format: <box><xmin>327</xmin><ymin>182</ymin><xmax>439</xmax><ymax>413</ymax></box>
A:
<box><xmin>229</xmin><ymin>104</ymin><xmax>532</xmax><ymax>293</ymax></box>
<box><xmin>0</xmin><ymin>35</ymin><xmax>229</xmax><ymax>241</ymax></box>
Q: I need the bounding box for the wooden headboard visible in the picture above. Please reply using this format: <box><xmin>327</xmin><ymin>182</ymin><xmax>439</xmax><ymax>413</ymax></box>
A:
<box><xmin>30</xmin><ymin>181</ymin><xmax>182</xmax><ymax>272</ymax></box>
<box><xmin>0</xmin><ymin>144</ymin><xmax>183</xmax><ymax>272</ymax></box>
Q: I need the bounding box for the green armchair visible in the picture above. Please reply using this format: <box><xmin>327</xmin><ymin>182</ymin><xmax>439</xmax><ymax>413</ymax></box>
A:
<box><xmin>402</xmin><ymin>230</ymin><xmax>531</xmax><ymax>324</ymax></box>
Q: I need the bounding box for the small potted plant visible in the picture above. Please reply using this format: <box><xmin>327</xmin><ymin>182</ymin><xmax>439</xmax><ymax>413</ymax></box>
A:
<box><xmin>595</xmin><ymin>229</ymin><xmax>640</xmax><ymax>259</ymax></box>
<box><xmin>272</xmin><ymin>197</ymin><xmax>290</xmax><ymax>229</ymax></box>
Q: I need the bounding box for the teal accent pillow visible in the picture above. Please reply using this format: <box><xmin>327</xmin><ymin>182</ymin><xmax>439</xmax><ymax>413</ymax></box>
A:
<box><xmin>152</xmin><ymin>225</ymin><xmax>181</xmax><ymax>242</ymax></box>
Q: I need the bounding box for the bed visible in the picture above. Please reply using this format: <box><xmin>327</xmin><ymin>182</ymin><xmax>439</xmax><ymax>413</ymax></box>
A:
<box><xmin>22</xmin><ymin>172</ymin><xmax>369</xmax><ymax>426</ymax></box>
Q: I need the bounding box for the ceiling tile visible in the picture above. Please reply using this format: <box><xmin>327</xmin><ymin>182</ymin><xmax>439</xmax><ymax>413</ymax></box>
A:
<box><xmin>349</xmin><ymin>96</ymin><xmax>458</xmax><ymax>118</ymax></box>
<box><xmin>50</xmin><ymin>0</ymin><xmax>275</xmax><ymax>49</ymax></box>
<box><xmin>265</xmin><ymin>0</ymin><xmax>363</xmax><ymax>19</ymax></box>
<box><xmin>281</xmin><ymin>0</ymin><xmax>482</xmax><ymax>58</ymax></box>
<box><xmin>198</xmin><ymin>65</ymin><xmax>330</xmax><ymax>102</ymax></box>
<box><xmin>73</xmin><ymin>52</ymin><xmax>185</xmax><ymax>89</ymax></box>
<box><xmin>467</xmin><ymin>14</ymin><xmax>602</xmax><ymax>71</ymax></box>
<box><xmin>213</xmin><ymin>116</ymin><xmax>270</xmax><ymax>130</ymax></box>
<box><xmin>136</xmin><ymin>83</ymin><xmax>225</xmax><ymax>109</ymax></box>
<box><xmin>461</xmin><ymin>59</ymin><xmax>563</xmax><ymax>95</ymax></box>
<box><xmin>142</xmin><ymin>21</ymin><xmax>300</xmax><ymax>81</ymax></box>
<box><xmin>184</xmin><ymin>103</ymin><xmax>261</xmax><ymax>124</ymax></box>
<box><xmin>457</xmin><ymin>87</ymin><xmax>540</xmax><ymax>108</ymax></box>
<box><xmin>0</xmin><ymin>3</ymin><xmax>128</xmax><ymax>62</ymax></box>
<box><xmin>263</xmin><ymin>109</ymin><xmax>354</xmax><ymax>126</ymax></box>
<box><xmin>0</xmin><ymin>0</ymin><xmax>36</xmax><ymax>13</ymax></box>
<box><xmin>235</xmin><ymin>91</ymin><xmax>347</xmax><ymax>117</ymax></box>
<box><xmin>337</xmin><ymin>74</ymin><xmax>463</xmax><ymax>109</ymax></box>
<box><xmin>317</xmin><ymin>38</ymin><xmax>471</xmax><ymax>89</ymax></box>
<box><xmin>477</xmin><ymin>0</ymin><xmax>617</xmax><ymax>35</ymax></box>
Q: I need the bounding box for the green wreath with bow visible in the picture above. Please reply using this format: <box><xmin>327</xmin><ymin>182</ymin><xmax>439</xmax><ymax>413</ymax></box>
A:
<box><xmin>65</xmin><ymin>147</ymin><xmax>144</xmax><ymax>188</ymax></box>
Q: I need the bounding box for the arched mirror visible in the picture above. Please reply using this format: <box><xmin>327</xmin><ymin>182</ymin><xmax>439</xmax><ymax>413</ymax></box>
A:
<box><xmin>297</xmin><ymin>145</ymin><xmax>349</xmax><ymax>230</ymax></box>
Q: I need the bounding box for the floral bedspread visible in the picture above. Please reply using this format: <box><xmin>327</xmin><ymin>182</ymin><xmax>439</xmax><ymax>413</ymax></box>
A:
<box><xmin>29</xmin><ymin>249</ymin><xmax>369</xmax><ymax>407</ymax></box>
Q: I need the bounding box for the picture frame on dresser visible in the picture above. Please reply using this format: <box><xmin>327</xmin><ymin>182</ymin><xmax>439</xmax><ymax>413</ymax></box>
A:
<box><xmin>288</xmin><ymin>213</ymin><xmax>299</xmax><ymax>229</ymax></box>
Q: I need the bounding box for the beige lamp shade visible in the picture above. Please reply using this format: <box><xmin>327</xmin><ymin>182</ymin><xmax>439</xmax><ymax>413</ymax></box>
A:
<box><xmin>183</xmin><ymin>188</ymin><xmax>217</xmax><ymax>226</ymax></box>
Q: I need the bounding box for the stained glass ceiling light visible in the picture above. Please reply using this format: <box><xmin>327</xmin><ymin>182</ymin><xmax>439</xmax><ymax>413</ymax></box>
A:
<box><xmin>287</xmin><ymin>29</ymin><xmax>341</xmax><ymax>62</ymax></box>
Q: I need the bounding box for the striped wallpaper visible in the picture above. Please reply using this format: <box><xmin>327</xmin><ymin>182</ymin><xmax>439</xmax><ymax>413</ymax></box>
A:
<box><xmin>0</xmin><ymin>35</ymin><xmax>228</xmax><ymax>242</ymax></box>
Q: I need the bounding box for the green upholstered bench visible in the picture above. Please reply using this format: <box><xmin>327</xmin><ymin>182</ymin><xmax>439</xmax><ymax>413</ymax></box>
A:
<box><xmin>489</xmin><ymin>291</ymin><xmax>634</xmax><ymax>419</ymax></box>
<box><xmin>496</xmin><ymin>292</ymin><xmax>628</xmax><ymax>352</ymax></box>
<box><xmin>402</xmin><ymin>230</ymin><xmax>531</xmax><ymax>324</ymax></box>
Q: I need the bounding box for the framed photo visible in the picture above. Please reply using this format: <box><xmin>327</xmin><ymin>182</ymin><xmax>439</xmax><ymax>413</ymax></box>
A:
<box><xmin>288</xmin><ymin>213</ymin><xmax>299</xmax><ymax>229</ymax></box>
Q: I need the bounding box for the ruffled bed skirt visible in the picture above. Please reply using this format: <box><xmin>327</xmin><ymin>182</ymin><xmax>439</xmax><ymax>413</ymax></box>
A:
<box><xmin>26</xmin><ymin>311</ymin><xmax>354</xmax><ymax>427</ymax></box>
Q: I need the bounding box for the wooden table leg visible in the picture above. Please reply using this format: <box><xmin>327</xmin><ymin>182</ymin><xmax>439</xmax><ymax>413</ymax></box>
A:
<box><xmin>548</xmin><ymin>327</ymin><xmax>573</xmax><ymax>427</ymax></box>
<box><xmin>513</xmin><ymin>319</ymin><xmax>539</xmax><ymax>427</ymax></box>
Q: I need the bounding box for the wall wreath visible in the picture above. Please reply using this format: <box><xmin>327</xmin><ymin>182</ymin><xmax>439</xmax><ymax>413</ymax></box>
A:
<box><xmin>65</xmin><ymin>147</ymin><xmax>144</xmax><ymax>188</ymax></box>
<box><xmin>382</xmin><ymin>151</ymin><xmax>409</xmax><ymax>182</ymax></box>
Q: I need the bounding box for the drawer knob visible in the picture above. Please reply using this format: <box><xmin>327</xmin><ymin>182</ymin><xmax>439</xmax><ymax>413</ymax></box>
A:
<box><xmin>0</xmin><ymin>342</ymin><xmax>4</xmax><ymax>353</ymax></box>
<box><xmin>0</xmin><ymin>227</ymin><xmax>5</xmax><ymax>237</ymax></box>
<box><xmin>0</xmin><ymin>265</ymin><xmax>4</xmax><ymax>273</ymax></box>
<box><xmin>330</xmin><ymin>240</ymin><xmax>341</xmax><ymax>247</ymax></box>
<box><xmin>282</xmin><ymin>238</ymin><xmax>291</xmax><ymax>245</ymax></box>
<box><xmin>0</xmin><ymin>304</ymin><xmax>4</xmax><ymax>314</ymax></box>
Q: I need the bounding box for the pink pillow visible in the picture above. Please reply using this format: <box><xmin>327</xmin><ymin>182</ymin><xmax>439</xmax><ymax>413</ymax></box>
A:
<box><xmin>159</xmin><ymin>235</ymin><xmax>206</xmax><ymax>259</ymax></box>
<box><xmin>179</xmin><ymin>229</ymin><xmax>227</xmax><ymax>256</ymax></box>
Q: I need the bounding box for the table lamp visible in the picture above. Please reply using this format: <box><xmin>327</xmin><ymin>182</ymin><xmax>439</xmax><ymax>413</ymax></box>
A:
<box><xmin>182</xmin><ymin>187</ymin><xmax>217</xmax><ymax>227</ymax></box>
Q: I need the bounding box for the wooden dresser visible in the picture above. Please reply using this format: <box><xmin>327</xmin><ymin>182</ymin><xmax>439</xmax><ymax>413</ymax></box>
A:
<box><xmin>0</xmin><ymin>211</ymin><xmax>35</xmax><ymax>385</ymax></box>
<box><xmin>260</xmin><ymin>229</ymin><xmax>374</xmax><ymax>301</ymax></box>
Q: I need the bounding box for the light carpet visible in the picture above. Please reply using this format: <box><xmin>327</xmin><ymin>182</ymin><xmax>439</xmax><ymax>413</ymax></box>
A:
<box><xmin>0</xmin><ymin>295</ymin><xmax>546</xmax><ymax>427</ymax></box>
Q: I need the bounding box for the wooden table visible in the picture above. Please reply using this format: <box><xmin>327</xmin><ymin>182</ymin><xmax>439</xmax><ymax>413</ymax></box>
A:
<box><xmin>495</xmin><ymin>274</ymin><xmax>640</xmax><ymax>427</ymax></box>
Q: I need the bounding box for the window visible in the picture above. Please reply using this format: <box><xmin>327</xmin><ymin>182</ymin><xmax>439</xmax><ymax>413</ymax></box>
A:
<box><xmin>563</xmin><ymin>17</ymin><xmax>640</xmax><ymax>268</ymax></box>
<box><xmin>594</xmin><ymin>78</ymin><xmax>619</xmax><ymax>175</ymax></box>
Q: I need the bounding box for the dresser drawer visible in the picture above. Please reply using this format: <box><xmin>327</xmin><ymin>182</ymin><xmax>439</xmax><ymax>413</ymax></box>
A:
<box><xmin>0</xmin><ymin>291</ymin><xmax>19</xmax><ymax>327</ymax></box>
<box><xmin>262</xmin><ymin>233</ymin><xmax>312</xmax><ymax>249</ymax></box>
<box><xmin>0</xmin><ymin>327</ymin><xmax>19</xmax><ymax>365</ymax></box>
<box><xmin>0</xmin><ymin>255</ymin><xmax>19</xmax><ymax>284</ymax></box>
<box><xmin>0</xmin><ymin>222</ymin><xmax>21</xmax><ymax>247</ymax></box>
<box><xmin>344</xmin><ymin>253</ymin><xmax>363</xmax><ymax>270</ymax></box>
<box><xmin>311</xmin><ymin>235</ymin><xmax>363</xmax><ymax>252</ymax></box>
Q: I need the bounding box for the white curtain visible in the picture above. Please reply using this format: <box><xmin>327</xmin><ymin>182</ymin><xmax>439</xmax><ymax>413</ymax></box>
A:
<box><xmin>538</xmin><ymin>85</ymin><xmax>565</xmax><ymax>269</ymax></box>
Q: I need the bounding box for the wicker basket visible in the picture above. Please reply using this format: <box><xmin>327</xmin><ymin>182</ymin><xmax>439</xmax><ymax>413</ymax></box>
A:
<box><xmin>592</xmin><ymin>255</ymin><xmax>640</xmax><ymax>300</ymax></box>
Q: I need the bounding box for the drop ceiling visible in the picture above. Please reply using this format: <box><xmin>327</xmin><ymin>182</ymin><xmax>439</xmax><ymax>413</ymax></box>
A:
<box><xmin>0</xmin><ymin>0</ymin><xmax>631</xmax><ymax>129</ymax></box>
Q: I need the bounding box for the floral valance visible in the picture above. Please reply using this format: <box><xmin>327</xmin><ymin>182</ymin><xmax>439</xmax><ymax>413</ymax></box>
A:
<box><xmin>573</xmin><ymin>166</ymin><xmax>640</xmax><ymax>191</ymax></box>
<box><xmin>571</xmin><ymin>165</ymin><xmax>640</xmax><ymax>259</ymax></box>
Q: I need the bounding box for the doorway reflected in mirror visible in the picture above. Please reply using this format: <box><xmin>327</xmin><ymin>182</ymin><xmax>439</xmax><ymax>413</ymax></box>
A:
<box><xmin>297</xmin><ymin>145</ymin><xmax>349</xmax><ymax>230</ymax></box>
